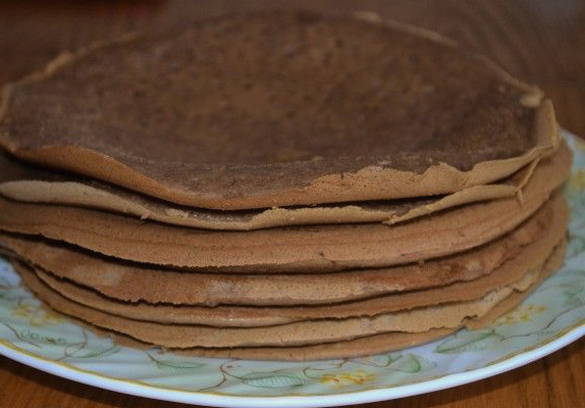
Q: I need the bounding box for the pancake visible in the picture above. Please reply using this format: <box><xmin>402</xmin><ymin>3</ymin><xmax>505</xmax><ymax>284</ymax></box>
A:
<box><xmin>55</xmin><ymin>252</ymin><xmax>561</xmax><ymax>361</ymax></box>
<box><xmin>14</xmin><ymin>243</ymin><xmax>560</xmax><ymax>349</ymax></box>
<box><xmin>0</xmin><ymin>11</ymin><xmax>558</xmax><ymax>210</ymax></box>
<box><xmin>0</xmin><ymin>191</ymin><xmax>565</xmax><ymax>308</ymax></box>
<box><xmin>0</xmin><ymin>144</ymin><xmax>570</xmax><ymax>272</ymax></box>
<box><xmin>28</xmin><ymin>228</ymin><xmax>567</xmax><ymax>327</ymax></box>
<box><xmin>0</xmin><ymin>147</ymin><xmax>538</xmax><ymax>231</ymax></box>
<box><xmin>184</xmin><ymin>263</ymin><xmax>559</xmax><ymax>361</ymax></box>
<box><xmin>47</xmin><ymin>309</ymin><xmax>456</xmax><ymax>362</ymax></box>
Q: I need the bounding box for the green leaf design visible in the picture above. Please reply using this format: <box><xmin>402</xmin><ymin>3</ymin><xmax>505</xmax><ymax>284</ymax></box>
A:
<box><xmin>563</xmin><ymin>283</ymin><xmax>585</xmax><ymax>309</ymax></box>
<box><xmin>241</xmin><ymin>372</ymin><xmax>306</xmax><ymax>388</ymax></box>
<box><xmin>435</xmin><ymin>330</ymin><xmax>501</xmax><ymax>354</ymax></box>
<box><xmin>351</xmin><ymin>353</ymin><xmax>400</xmax><ymax>367</ymax></box>
<box><xmin>536</xmin><ymin>329</ymin><xmax>558</xmax><ymax>340</ymax></box>
<box><xmin>155</xmin><ymin>359</ymin><xmax>206</xmax><ymax>370</ymax></box>
<box><xmin>73</xmin><ymin>346</ymin><xmax>121</xmax><ymax>359</ymax></box>
<box><xmin>389</xmin><ymin>354</ymin><xmax>422</xmax><ymax>373</ymax></box>
<box><xmin>567</xmin><ymin>232</ymin><xmax>585</xmax><ymax>257</ymax></box>
<box><xmin>563</xmin><ymin>282</ymin><xmax>585</xmax><ymax>295</ymax></box>
<box><xmin>147</xmin><ymin>353</ymin><xmax>206</xmax><ymax>371</ymax></box>
<box><xmin>18</xmin><ymin>329</ymin><xmax>66</xmax><ymax>346</ymax></box>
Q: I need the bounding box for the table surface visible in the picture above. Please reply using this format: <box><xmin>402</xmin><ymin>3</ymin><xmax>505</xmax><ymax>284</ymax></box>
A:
<box><xmin>0</xmin><ymin>1</ymin><xmax>583</xmax><ymax>407</ymax></box>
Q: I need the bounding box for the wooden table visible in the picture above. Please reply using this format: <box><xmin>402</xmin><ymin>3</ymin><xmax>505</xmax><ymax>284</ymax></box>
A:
<box><xmin>0</xmin><ymin>1</ymin><xmax>583</xmax><ymax>407</ymax></box>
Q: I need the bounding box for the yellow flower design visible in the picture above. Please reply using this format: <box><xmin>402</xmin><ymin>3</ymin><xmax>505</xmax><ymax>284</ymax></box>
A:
<box><xmin>496</xmin><ymin>304</ymin><xmax>547</xmax><ymax>325</ymax></box>
<box><xmin>569</xmin><ymin>169</ymin><xmax>585</xmax><ymax>191</ymax></box>
<box><xmin>12</xmin><ymin>303</ymin><xmax>64</xmax><ymax>327</ymax></box>
<box><xmin>320</xmin><ymin>370</ymin><xmax>375</xmax><ymax>388</ymax></box>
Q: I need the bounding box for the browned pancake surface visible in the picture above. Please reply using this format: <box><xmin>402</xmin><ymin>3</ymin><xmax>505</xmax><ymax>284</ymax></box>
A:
<box><xmin>0</xmin><ymin>145</ymin><xmax>569</xmax><ymax>272</ymax></box>
<box><xmin>0</xmin><ymin>12</ymin><xmax>556</xmax><ymax>209</ymax></box>
<box><xmin>14</xmin><ymin>248</ymin><xmax>561</xmax><ymax>360</ymax></box>
<box><xmin>0</xmin><ymin>147</ymin><xmax>536</xmax><ymax>231</ymax></box>
<box><xmin>13</xmin><ymin>241</ymin><xmax>562</xmax><ymax>351</ymax></box>
<box><xmin>30</xmin><ymin>230</ymin><xmax>567</xmax><ymax>327</ymax></box>
<box><xmin>0</xmin><ymin>191</ymin><xmax>564</xmax><ymax>308</ymax></box>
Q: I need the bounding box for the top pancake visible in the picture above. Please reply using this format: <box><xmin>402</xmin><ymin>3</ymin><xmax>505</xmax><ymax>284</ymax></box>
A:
<box><xmin>0</xmin><ymin>11</ymin><xmax>557</xmax><ymax>210</ymax></box>
<box><xmin>0</xmin><ymin>148</ymin><xmax>535</xmax><ymax>230</ymax></box>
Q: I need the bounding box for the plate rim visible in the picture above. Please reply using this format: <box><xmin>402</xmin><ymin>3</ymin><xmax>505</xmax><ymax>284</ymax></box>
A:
<box><xmin>0</xmin><ymin>311</ymin><xmax>583</xmax><ymax>408</ymax></box>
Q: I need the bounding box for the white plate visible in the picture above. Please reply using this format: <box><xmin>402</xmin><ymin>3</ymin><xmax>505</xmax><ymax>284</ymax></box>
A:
<box><xmin>0</xmin><ymin>131</ymin><xmax>584</xmax><ymax>408</ymax></box>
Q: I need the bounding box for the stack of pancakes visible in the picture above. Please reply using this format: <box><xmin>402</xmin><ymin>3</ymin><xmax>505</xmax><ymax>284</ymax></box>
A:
<box><xmin>0</xmin><ymin>12</ymin><xmax>571</xmax><ymax>360</ymax></box>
